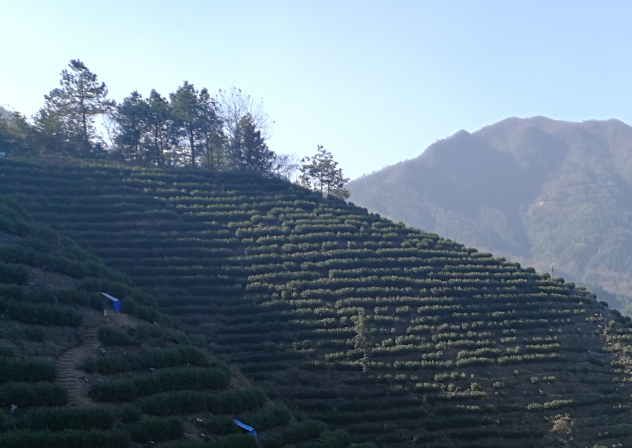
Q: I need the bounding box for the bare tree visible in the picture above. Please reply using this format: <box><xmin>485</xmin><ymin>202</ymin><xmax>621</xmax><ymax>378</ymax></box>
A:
<box><xmin>273</xmin><ymin>152</ymin><xmax>300</xmax><ymax>181</ymax></box>
<box><xmin>217</xmin><ymin>86</ymin><xmax>274</xmax><ymax>141</ymax></box>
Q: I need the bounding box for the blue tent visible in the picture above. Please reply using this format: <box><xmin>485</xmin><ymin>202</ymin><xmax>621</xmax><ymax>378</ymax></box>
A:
<box><xmin>100</xmin><ymin>292</ymin><xmax>122</xmax><ymax>312</ymax></box>
<box><xmin>233</xmin><ymin>419</ymin><xmax>257</xmax><ymax>438</ymax></box>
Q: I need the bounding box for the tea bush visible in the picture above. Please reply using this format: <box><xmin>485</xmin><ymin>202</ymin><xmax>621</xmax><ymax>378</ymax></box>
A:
<box><xmin>97</xmin><ymin>326</ymin><xmax>139</xmax><ymax>346</ymax></box>
<box><xmin>0</xmin><ymin>358</ymin><xmax>56</xmax><ymax>383</ymax></box>
<box><xmin>23</xmin><ymin>407</ymin><xmax>115</xmax><ymax>431</ymax></box>
<box><xmin>0</xmin><ymin>429</ymin><xmax>130</xmax><ymax>448</ymax></box>
<box><xmin>0</xmin><ymin>382</ymin><xmax>67</xmax><ymax>407</ymax></box>
<box><xmin>89</xmin><ymin>366</ymin><xmax>230</xmax><ymax>401</ymax></box>
<box><xmin>130</xmin><ymin>416</ymin><xmax>184</xmax><ymax>443</ymax></box>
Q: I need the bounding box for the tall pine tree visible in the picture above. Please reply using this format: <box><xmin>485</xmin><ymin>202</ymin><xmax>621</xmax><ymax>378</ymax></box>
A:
<box><xmin>38</xmin><ymin>59</ymin><xmax>114</xmax><ymax>156</ymax></box>
<box><xmin>227</xmin><ymin>114</ymin><xmax>275</xmax><ymax>173</ymax></box>
<box><xmin>170</xmin><ymin>81</ymin><xmax>201</xmax><ymax>167</ymax></box>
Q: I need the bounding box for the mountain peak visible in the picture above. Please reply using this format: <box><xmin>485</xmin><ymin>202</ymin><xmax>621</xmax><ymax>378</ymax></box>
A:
<box><xmin>348</xmin><ymin>116</ymin><xmax>632</xmax><ymax>310</ymax></box>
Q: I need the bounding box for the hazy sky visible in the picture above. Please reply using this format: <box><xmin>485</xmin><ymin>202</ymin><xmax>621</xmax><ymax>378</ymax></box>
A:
<box><xmin>2</xmin><ymin>1</ymin><xmax>632</xmax><ymax>179</ymax></box>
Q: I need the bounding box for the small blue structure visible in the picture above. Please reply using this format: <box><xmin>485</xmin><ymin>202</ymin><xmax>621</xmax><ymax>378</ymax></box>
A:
<box><xmin>101</xmin><ymin>292</ymin><xmax>122</xmax><ymax>312</ymax></box>
<box><xmin>233</xmin><ymin>419</ymin><xmax>257</xmax><ymax>438</ymax></box>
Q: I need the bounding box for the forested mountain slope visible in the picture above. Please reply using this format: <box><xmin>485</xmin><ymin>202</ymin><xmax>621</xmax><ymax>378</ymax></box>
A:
<box><xmin>3</xmin><ymin>158</ymin><xmax>632</xmax><ymax>447</ymax></box>
<box><xmin>0</xmin><ymin>192</ymin><xmax>358</xmax><ymax>448</ymax></box>
<box><xmin>347</xmin><ymin>117</ymin><xmax>632</xmax><ymax>312</ymax></box>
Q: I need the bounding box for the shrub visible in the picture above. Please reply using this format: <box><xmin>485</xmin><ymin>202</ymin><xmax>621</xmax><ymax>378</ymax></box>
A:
<box><xmin>207</xmin><ymin>388</ymin><xmax>268</xmax><ymax>414</ymax></box>
<box><xmin>237</xmin><ymin>405</ymin><xmax>292</xmax><ymax>431</ymax></box>
<box><xmin>118</xmin><ymin>404</ymin><xmax>141</xmax><ymax>424</ymax></box>
<box><xmin>0</xmin><ymin>358</ymin><xmax>56</xmax><ymax>383</ymax></box>
<box><xmin>0</xmin><ymin>429</ymin><xmax>129</xmax><ymax>448</ymax></box>
<box><xmin>265</xmin><ymin>419</ymin><xmax>326</xmax><ymax>446</ymax></box>
<box><xmin>302</xmin><ymin>429</ymin><xmax>351</xmax><ymax>448</ymax></box>
<box><xmin>206</xmin><ymin>416</ymin><xmax>240</xmax><ymax>435</ymax></box>
<box><xmin>0</xmin><ymin>262</ymin><xmax>29</xmax><ymax>284</ymax></box>
<box><xmin>97</xmin><ymin>326</ymin><xmax>139</xmax><ymax>346</ymax></box>
<box><xmin>0</xmin><ymin>382</ymin><xmax>67</xmax><ymax>407</ymax></box>
<box><xmin>24</xmin><ymin>407</ymin><xmax>115</xmax><ymax>431</ymax></box>
<box><xmin>0</xmin><ymin>300</ymin><xmax>82</xmax><ymax>327</ymax></box>
<box><xmin>89</xmin><ymin>367</ymin><xmax>230</xmax><ymax>402</ymax></box>
<box><xmin>155</xmin><ymin>441</ymin><xmax>207</xmax><ymax>448</ymax></box>
<box><xmin>21</xmin><ymin>327</ymin><xmax>45</xmax><ymax>342</ymax></box>
<box><xmin>130</xmin><ymin>416</ymin><xmax>184</xmax><ymax>443</ymax></box>
<box><xmin>139</xmin><ymin>390</ymin><xmax>208</xmax><ymax>416</ymax></box>
<box><xmin>83</xmin><ymin>345</ymin><xmax>210</xmax><ymax>374</ymax></box>
<box><xmin>212</xmin><ymin>433</ymin><xmax>259</xmax><ymax>448</ymax></box>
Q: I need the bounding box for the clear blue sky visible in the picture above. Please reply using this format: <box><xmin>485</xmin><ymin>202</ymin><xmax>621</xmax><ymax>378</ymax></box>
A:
<box><xmin>2</xmin><ymin>0</ymin><xmax>632</xmax><ymax>179</ymax></box>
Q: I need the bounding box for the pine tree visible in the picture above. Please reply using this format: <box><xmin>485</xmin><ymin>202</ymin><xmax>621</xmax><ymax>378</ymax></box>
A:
<box><xmin>113</xmin><ymin>91</ymin><xmax>148</xmax><ymax>162</ymax></box>
<box><xmin>227</xmin><ymin>114</ymin><xmax>275</xmax><ymax>173</ymax></box>
<box><xmin>197</xmin><ymin>88</ymin><xmax>224</xmax><ymax>170</ymax></box>
<box><xmin>39</xmin><ymin>59</ymin><xmax>114</xmax><ymax>156</ymax></box>
<box><xmin>170</xmin><ymin>81</ymin><xmax>201</xmax><ymax>167</ymax></box>
<box><xmin>144</xmin><ymin>90</ymin><xmax>172</xmax><ymax>165</ymax></box>
<box><xmin>299</xmin><ymin>145</ymin><xmax>350</xmax><ymax>199</ymax></box>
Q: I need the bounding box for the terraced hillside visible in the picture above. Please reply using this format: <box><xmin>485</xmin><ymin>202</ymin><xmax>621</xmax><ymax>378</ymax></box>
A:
<box><xmin>0</xmin><ymin>192</ymin><xmax>359</xmax><ymax>448</ymax></box>
<box><xmin>3</xmin><ymin>158</ymin><xmax>632</xmax><ymax>447</ymax></box>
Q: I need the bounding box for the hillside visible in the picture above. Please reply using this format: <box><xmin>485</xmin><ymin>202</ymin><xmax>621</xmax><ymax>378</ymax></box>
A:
<box><xmin>0</xmin><ymin>191</ymin><xmax>359</xmax><ymax>448</ymax></box>
<box><xmin>3</xmin><ymin>158</ymin><xmax>632</xmax><ymax>446</ymax></box>
<box><xmin>347</xmin><ymin>117</ymin><xmax>632</xmax><ymax>312</ymax></box>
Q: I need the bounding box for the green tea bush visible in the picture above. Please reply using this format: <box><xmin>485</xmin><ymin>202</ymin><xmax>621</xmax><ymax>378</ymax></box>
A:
<box><xmin>89</xmin><ymin>367</ymin><xmax>230</xmax><ymax>401</ymax></box>
<box><xmin>0</xmin><ymin>262</ymin><xmax>29</xmax><ymax>284</ymax></box>
<box><xmin>207</xmin><ymin>387</ymin><xmax>267</xmax><ymax>414</ymax></box>
<box><xmin>154</xmin><ymin>441</ymin><xmax>207</xmax><ymax>448</ymax></box>
<box><xmin>238</xmin><ymin>405</ymin><xmax>292</xmax><ymax>431</ymax></box>
<box><xmin>0</xmin><ymin>382</ymin><xmax>67</xmax><ymax>407</ymax></box>
<box><xmin>130</xmin><ymin>416</ymin><xmax>184</xmax><ymax>443</ymax></box>
<box><xmin>302</xmin><ymin>429</ymin><xmax>351</xmax><ymax>448</ymax></box>
<box><xmin>212</xmin><ymin>433</ymin><xmax>259</xmax><ymax>448</ymax></box>
<box><xmin>0</xmin><ymin>358</ymin><xmax>56</xmax><ymax>383</ymax></box>
<box><xmin>118</xmin><ymin>404</ymin><xmax>141</xmax><ymax>424</ymax></box>
<box><xmin>0</xmin><ymin>429</ymin><xmax>130</xmax><ymax>448</ymax></box>
<box><xmin>206</xmin><ymin>415</ymin><xmax>240</xmax><ymax>435</ymax></box>
<box><xmin>24</xmin><ymin>407</ymin><xmax>115</xmax><ymax>431</ymax></box>
<box><xmin>263</xmin><ymin>419</ymin><xmax>326</xmax><ymax>447</ymax></box>
<box><xmin>97</xmin><ymin>326</ymin><xmax>139</xmax><ymax>346</ymax></box>
<box><xmin>21</xmin><ymin>327</ymin><xmax>45</xmax><ymax>342</ymax></box>
<box><xmin>0</xmin><ymin>300</ymin><xmax>82</xmax><ymax>327</ymax></box>
<box><xmin>139</xmin><ymin>390</ymin><xmax>208</xmax><ymax>416</ymax></box>
<box><xmin>83</xmin><ymin>345</ymin><xmax>210</xmax><ymax>374</ymax></box>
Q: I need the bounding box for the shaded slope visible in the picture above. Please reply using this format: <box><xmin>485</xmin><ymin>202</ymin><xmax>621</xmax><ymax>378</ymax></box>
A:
<box><xmin>0</xmin><ymin>192</ymin><xmax>360</xmax><ymax>448</ymax></box>
<box><xmin>347</xmin><ymin>117</ymin><xmax>632</xmax><ymax>310</ymax></box>
<box><xmin>4</xmin><ymin>158</ymin><xmax>632</xmax><ymax>447</ymax></box>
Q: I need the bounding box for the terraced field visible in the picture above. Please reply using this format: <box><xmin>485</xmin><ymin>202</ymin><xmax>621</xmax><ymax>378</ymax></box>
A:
<box><xmin>0</xmin><ymin>192</ymin><xmax>358</xmax><ymax>448</ymax></box>
<box><xmin>3</xmin><ymin>158</ymin><xmax>632</xmax><ymax>447</ymax></box>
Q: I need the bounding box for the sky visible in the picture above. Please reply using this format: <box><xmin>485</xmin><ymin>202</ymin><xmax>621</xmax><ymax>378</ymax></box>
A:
<box><xmin>2</xmin><ymin>1</ymin><xmax>632</xmax><ymax>179</ymax></box>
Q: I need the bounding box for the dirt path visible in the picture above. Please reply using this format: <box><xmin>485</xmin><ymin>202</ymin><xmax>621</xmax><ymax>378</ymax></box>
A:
<box><xmin>57</xmin><ymin>311</ymin><xmax>102</xmax><ymax>406</ymax></box>
<box><xmin>56</xmin><ymin>309</ymin><xmax>137</xmax><ymax>407</ymax></box>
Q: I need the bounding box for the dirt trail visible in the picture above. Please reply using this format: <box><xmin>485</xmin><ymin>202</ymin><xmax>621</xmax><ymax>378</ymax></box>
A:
<box><xmin>56</xmin><ymin>309</ymin><xmax>136</xmax><ymax>407</ymax></box>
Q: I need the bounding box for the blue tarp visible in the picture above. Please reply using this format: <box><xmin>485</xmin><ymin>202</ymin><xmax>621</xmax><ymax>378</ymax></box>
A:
<box><xmin>101</xmin><ymin>292</ymin><xmax>122</xmax><ymax>312</ymax></box>
<box><xmin>233</xmin><ymin>419</ymin><xmax>257</xmax><ymax>438</ymax></box>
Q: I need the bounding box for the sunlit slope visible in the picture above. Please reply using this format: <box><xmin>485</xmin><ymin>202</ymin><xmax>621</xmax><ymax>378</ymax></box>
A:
<box><xmin>0</xmin><ymin>192</ymin><xmax>358</xmax><ymax>448</ymax></box>
<box><xmin>3</xmin><ymin>158</ymin><xmax>632</xmax><ymax>447</ymax></box>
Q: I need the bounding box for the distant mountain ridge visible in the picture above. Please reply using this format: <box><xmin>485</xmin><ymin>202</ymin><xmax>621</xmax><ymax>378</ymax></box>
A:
<box><xmin>348</xmin><ymin>116</ymin><xmax>632</xmax><ymax>311</ymax></box>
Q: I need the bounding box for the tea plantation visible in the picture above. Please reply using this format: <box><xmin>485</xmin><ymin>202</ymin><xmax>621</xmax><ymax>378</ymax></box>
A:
<box><xmin>2</xmin><ymin>157</ymin><xmax>632</xmax><ymax>447</ymax></box>
<box><xmin>0</xmin><ymin>189</ymin><xmax>361</xmax><ymax>448</ymax></box>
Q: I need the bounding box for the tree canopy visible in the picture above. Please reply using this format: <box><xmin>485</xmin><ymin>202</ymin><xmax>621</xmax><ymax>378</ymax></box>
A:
<box><xmin>299</xmin><ymin>145</ymin><xmax>350</xmax><ymax>199</ymax></box>
<box><xmin>0</xmin><ymin>59</ymin><xmax>349</xmax><ymax>202</ymax></box>
<box><xmin>37</xmin><ymin>59</ymin><xmax>114</xmax><ymax>156</ymax></box>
